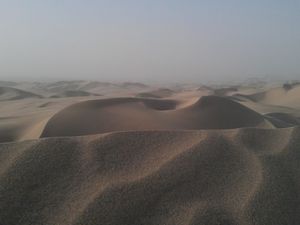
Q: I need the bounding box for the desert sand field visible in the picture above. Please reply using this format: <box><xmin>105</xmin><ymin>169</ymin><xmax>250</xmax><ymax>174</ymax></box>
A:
<box><xmin>1</xmin><ymin>80</ymin><xmax>300</xmax><ymax>225</ymax></box>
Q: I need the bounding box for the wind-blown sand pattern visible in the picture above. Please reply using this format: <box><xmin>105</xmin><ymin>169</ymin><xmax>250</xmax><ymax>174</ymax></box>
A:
<box><xmin>1</xmin><ymin>128</ymin><xmax>300</xmax><ymax>225</ymax></box>
<box><xmin>0</xmin><ymin>81</ymin><xmax>300</xmax><ymax>225</ymax></box>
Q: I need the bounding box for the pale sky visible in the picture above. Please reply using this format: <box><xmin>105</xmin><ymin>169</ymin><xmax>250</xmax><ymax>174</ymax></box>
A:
<box><xmin>0</xmin><ymin>0</ymin><xmax>299</xmax><ymax>83</ymax></box>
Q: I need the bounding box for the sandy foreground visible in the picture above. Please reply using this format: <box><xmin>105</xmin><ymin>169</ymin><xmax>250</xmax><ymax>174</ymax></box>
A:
<box><xmin>0</xmin><ymin>80</ymin><xmax>300</xmax><ymax>225</ymax></box>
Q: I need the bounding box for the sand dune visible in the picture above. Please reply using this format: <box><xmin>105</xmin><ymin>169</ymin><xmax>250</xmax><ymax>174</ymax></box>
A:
<box><xmin>3</xmin><ymin>80</ymin><xmax>152</xmax><ymax>97</ymax></box>
<box><xmin>1</xmin><ymin>127</ymin><xmax>300</xmax><ymax>225</ymax></box>
<box><xmin>50</xmin><ymin>90</ymin><xmax>101</xmax><ymax>98</ymax></box>
<box><xmin>0</xmin><ymin>86</ymin><xmax>42</xmax><ymax>101</ymax></box>
<box><xmin>1</xmin><ymin>80</ymin><xmax>300</xmax><ymax>225</ymax></box>
<box><xmin>232</xmin><ymin>83</ymin><xmax>300</xmax><ymax>108</ymax></box>
<box><xmin>120</xmin><ymin>82</ymin><xmax>149</xmax><ymax>89</ymax></box>
<box><xmin>136</xmin><ymin>88</ymin><xmax>175</xmax><ymax>98</ymax></box>
<box><xmin>41</xmin><ymin>96</ymin><xmax>272</xmax><ymax>138</ymax></box>
<box><xmin>0</xmin><ymin>95</ymin><xmax>104</xmax><ymax>143</ymax></box>
<box><xmin>0</xmin><ymin>114</ymin><xmax>51</xmax><ymax>143</ymax></box>
<box><xmin>0</xmin><ymin>81</ymin><xmax>18</xmax><ymax>87</ymax></box>
<box><xmin>213</xmin><ymin>87</ymin><xmax>238</xmax><ymax>96</ymax></box>
<box><xmin>264</xmin><ymin>112</ymin><xmax>300</xmax><ymax>128</ymax></box>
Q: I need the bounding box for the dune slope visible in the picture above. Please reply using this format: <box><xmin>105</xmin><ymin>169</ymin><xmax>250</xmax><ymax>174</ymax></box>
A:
<box><xmin>232</xmin><ymin>84</ymin><xmax>300</xmax><ymax>108</ymax></box>
<box><xmin>1</xmin><ymin>127</ymin><xmax>300</xmax><ymax>225</ymax></box>
<box><xmin>50</xmin><ymin>90</ymin><xmax>100</xmax><ymax>98</ymax></box>
<box><xmin>136</xmin><ymin>88</ymin><xmax>175</xmax><ymax>98</ymax></box>
<box><xmin>41</xmin><ymin>96</ymin><xmax>271</xmax><ymax>138</ymax></box>
<box><xmin>0</xmin><ymin>86</ymin><xmax>42</xmax><ymax>101</ymax></box>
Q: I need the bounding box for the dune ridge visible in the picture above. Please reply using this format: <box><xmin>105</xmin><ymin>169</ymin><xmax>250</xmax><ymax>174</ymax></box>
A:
<box><xmin>0</xmin><ymin>86</ymin><xmax>42</xmax><ymax>101</ymax></box>
<box><xmin>41</xmin><ymin>95</ymin><xmax>272</xmax><ymax>138</ymax></box>
<box><xmin>1</xmin><ymin>127</ymin><xmax>300</xmax><ymax>225</ymax></box>
<box><xmin>50</xmin><ymin>90</ymin><xmax>101</xmax><ymax>98</ymax></box>
<box><xmin>136</xmin><ymin>88</ymin><xmax>175</xmax><ymax>98</ymax></box>
<box><xmin>232</xmin><ymin>84</ymin><xmax>300</xmax><ymax>108</ymax></box>
<box><xmin>1</xmin><ymin>80</ymin><xmax>300</xmax><ymax>225</ymax></box>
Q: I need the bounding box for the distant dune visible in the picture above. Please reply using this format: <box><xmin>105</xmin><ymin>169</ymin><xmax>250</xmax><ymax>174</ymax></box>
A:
<box><xmin>0</xmin><ymin>86</ymin><xmax>42</xmax><ymax>101</ymax></box>
<box><xmin>232</xmin><ymin>83</ymin><xmax>300</xmax><ymax>108</ymax></box>
<box><xmin>1</xmin><ymin>127</ymin><xmax>300</xmax><ymax>225</ymax></box>
<box><xmin>0</xmin><ymin>81</ymin><xmax>18</xmax><ymax>87</ymax></box>
<box><xmin>213</xmin><ymin>86</ymin><xmax>238</xmax><ymax>96</ymax></box>
<box><xmin>120</xmin><ymin>82</ymin><xmax>149</xmax><ymax>89</ymax></box>
<box><xmin>136</xmin><ymin>88</ymin><xmax>175</xmax><ymax>98</ymax></box>
<box><xmin>50</xmin><ymin>90</ymin><xmax>101</xmax><ymax>98</ymax></box>
<box><xmin>264</xmin><ymin>112</ymin><xmax>300</xmax><ymax>128</ymax></box>
<box><xmin>1</xmin><ymin>80</ymin><xmax>300</xmax><ymax>225</ymax></box>
<box><xmin>197</xmin><ymin>85</ymin><xmax>214</xmax><ymax>92</ymax></box>
<box><xmin>41</xmin><ymin>95</ymin><xmax>272</xmax><ymax>138</ymax></box>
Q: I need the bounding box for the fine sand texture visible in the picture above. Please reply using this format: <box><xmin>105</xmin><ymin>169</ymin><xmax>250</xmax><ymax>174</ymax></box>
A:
<box><xmin>1</xmin><ymin>80</ymin><xmax>300</xmax><ymax>225</ymax></box>
<box><xmin>1</xmin><ymin>127</ymin><xmax>300</xmax><ymax>225</ymax></box>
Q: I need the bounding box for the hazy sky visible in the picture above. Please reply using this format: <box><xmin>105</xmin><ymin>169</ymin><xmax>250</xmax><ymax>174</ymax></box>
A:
<box><xmin>0</xmin><ymin>0</ymin><xmax>299</xmax><ymax>82</ymax></box>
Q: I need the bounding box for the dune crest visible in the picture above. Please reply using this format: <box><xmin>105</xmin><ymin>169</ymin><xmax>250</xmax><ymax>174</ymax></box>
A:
<box><xmin>41</xmin><ymin>96</ymin><xmax>272</xmax><ymax>138</ymax></box>
<box><xmin>233</xmin><ymin>84</ymin><xmax>300</xmax><ymax>108</ymax></box>
<box><xmin>136</xmin><ymin>88</ymin><xmax>175</xmax><ymax>98</ymax></box>
<box><xmin>50</xmin><ymin>90</ymin><xmax>101</xmax><ymax>98</ymax></box>
<box><xmin>0</xmin><ymin>86</ymin><xmax>42</xmax><ymax>101</ymax></box>
<box><xmin>1</xmin><ymin>80</ymin><xmax>300</xmax><ymax>225</ymax></box>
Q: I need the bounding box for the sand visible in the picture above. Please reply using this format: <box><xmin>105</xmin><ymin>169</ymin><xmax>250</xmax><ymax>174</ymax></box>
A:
<box><xmin>136</xmin><ymin>88</ymin><xmax>175</xmax><ymax>98</ymax></box>
<box><xmin>50</xmin><ymin>90</ymin><xmax>101</xmax><ymax>98</ymax></box>
<box><xmin>0</xmin><ymin>80</ymin><xmax>300</xmax><ymax>225</ymax></box>
<box><xmin>0</xmin><ymin>86</ymin><xmax>42</xmax><ymax>101</ymax></box>
<box><xmin>1</xmin><ymin>128</ymin><xmax>300</xmax><ymax>225</ymax></box>
<box><xmin>232</xmin><ymin>83</ymin><xmax>300</xmax><ymax>111</ymax></box>
<box><xmin>41</xmin><ymin>96</ymin><xmax>272</xmax><ymax>138</ymax></box>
